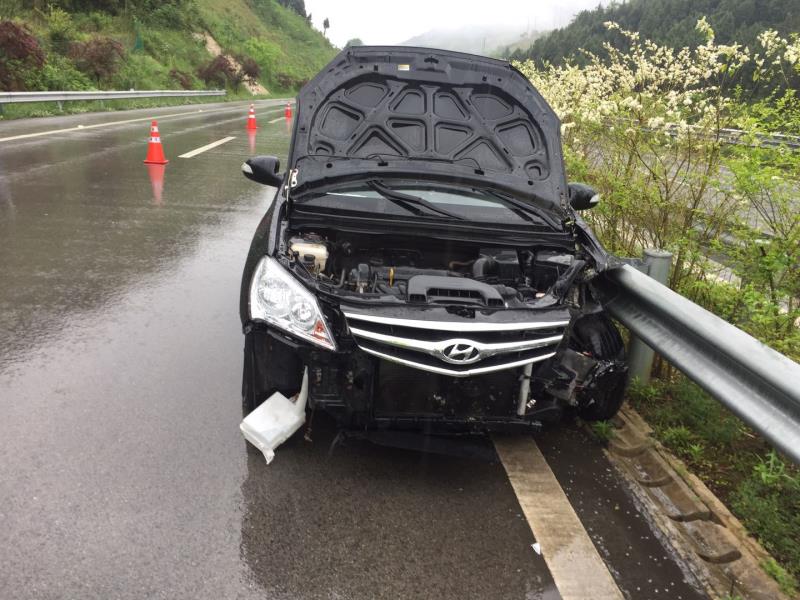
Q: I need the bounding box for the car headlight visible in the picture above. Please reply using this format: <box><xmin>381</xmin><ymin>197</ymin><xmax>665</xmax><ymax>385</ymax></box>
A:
<box><xmin>249</xmin><ymin>256</ymin><xmax>337</xmax><ymax>350</ymax></box>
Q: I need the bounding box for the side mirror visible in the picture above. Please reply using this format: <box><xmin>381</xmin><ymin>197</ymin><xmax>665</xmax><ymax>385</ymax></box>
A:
<box><xmin>568</xmin><ymin>183</ymin><xmax>600</xmax><ymax>211</ymax></box>
<box><xmin>242</xmin><ymin>156</ymin><xmax>283</xmax><ymax>187</ymax></box>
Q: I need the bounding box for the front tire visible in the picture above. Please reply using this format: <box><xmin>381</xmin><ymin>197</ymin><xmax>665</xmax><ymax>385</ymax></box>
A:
<box><xmin>569</xmin><ymin>314</ymin><xmax>628</xmax><ymax>421</ymax></box>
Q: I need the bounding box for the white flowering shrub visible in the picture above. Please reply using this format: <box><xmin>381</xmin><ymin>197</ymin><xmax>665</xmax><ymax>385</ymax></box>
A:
<box><xmin>516</xmin><ymin>20</ymin><xmax>800</xmax><ymax>360</ymax></box>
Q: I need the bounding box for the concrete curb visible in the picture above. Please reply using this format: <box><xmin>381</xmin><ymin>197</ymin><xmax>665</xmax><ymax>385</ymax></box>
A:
<box><xmin>598</xmin><ymin>404</ymin><xmax>793</xmax><ymax>600</ymax></box>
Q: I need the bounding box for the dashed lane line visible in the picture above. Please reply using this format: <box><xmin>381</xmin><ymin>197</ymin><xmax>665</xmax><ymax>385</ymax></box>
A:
<box><xmin>0</xmin><ymin>104</ymin><xmax>283</xmax><ymax>144</ymax></box>
<box><xmin>267</xmin><ymin>116</ymin><xmax>285</xmax><ymax>124</ymax></box>
<box><xmin>179</xmin><ymin>136</ymin><xmax>236</xmax><ymax>158</ymax></box>
<box><xmin>494</xmin><ymin>435</ymin><xmax>624</xmax><ymax>600</ymax></box>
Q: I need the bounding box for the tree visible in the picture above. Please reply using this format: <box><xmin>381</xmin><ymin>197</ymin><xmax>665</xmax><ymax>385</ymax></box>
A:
<box><xmin>323</xmin><ymin>17</ymin><xmax>329</xmax><ymax>37</ymax></box>
<box><xmin>68</xmin><ymin>36</ymin><xmax>125</xmax><ymax>84</ymax></box>
<box><xmin>344</xmin><ymin>38</ymin><xmax>363</xmax><ymax>48</ymax></box>
<box><xmin>277</xmin><ymin>0</ymin><xmax>306</xmax><ymax>18</ymax></box>
<box><xmin>0</xmin><ymin>21</ymin><xmax>45</xmax><ymax>91</ymax></box>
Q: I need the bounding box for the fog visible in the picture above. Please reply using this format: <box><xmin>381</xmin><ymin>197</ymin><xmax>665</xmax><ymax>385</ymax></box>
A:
<box><xmin>304</xmin><ymin>0</ymin><xmax>610</xmax><ymax>48</ymax></box>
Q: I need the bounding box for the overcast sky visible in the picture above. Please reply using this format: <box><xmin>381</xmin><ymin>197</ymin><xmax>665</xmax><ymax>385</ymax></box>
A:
<box><xmin>304</xmin><ymin>0</ymin><xmax>608</xmax><ymax>48</ymax></box>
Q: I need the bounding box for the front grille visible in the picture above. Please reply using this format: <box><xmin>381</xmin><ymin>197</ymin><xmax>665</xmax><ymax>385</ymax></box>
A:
<box><xmin>343</xmin><ymin>311</ymin><xmax>568</xmax><ymax>377</ymax></box>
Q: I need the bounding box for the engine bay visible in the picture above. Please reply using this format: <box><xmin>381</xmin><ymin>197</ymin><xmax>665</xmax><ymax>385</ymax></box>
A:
<box><xmin>285</xmin><ymin>230</ymin><xmax>582</xmax><ymax>308</ymax></box>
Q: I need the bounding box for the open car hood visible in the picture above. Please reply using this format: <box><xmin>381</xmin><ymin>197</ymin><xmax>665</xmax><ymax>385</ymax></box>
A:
<box><xmin>287</xmin><ymin>46</ymin><xmax>569</xmax><ymax>217</ymax></box>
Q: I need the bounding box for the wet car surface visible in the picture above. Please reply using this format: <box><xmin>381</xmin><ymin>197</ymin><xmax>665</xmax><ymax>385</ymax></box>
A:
<box><xmin>0</xmin><ymin>103</ymin><xmax>706</xmax><ymax>599</ymax></box>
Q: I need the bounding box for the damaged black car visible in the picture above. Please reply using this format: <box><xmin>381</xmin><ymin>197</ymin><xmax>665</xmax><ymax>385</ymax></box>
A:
<box><xmin>238</xmin><ymin>46</ymin><xmax>627</xmax><ymax>463</ymax></box>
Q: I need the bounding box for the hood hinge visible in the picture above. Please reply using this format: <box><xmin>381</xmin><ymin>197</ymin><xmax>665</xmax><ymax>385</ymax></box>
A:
<box><xmin>284</xmin><ymin>168</ymin><xmax>299</xmax><ymax>210</ymax></box>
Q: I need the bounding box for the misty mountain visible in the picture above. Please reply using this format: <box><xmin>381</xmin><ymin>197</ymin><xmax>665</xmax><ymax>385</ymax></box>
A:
<box><xmin>514</xmin><ymin>0</ymin><xmax>799</xmax><ymax>64</ymax></box>
<box><xmin>400</xmin><ymin>24</ymin><xmax>544</xmax><ymax>57</ymax></box>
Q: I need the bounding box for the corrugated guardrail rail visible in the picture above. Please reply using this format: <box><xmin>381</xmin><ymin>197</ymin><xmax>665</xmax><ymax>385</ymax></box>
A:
<box><xmin>0</xmin><ymin>90</ymin><xmax>225</xmax><ymax>109</ymax></box>
<box><xmin>595</xmin><ymin>264</ymin><xmax>800</xmax><ymax>465</ymax></box>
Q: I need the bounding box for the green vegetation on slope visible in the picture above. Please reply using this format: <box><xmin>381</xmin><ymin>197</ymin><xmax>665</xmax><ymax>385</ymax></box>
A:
<box><xmin>517</xmin><ymin>19</ymin><xmax>799</xmax><ymax>586</ymax></box>
<box><xmin>511</xmin><ymin>0</ymin><xmax>799</xmax><ymax>66</ymax></box>
<box><xmin>195</xmin><ymin>0</ymin><xmax>335</xmax><ymax>90</ymax></box>
<box><xmin>0</xmin><ymin>0</ymin><xmax>336</xmax><ymax>99</ymax></box>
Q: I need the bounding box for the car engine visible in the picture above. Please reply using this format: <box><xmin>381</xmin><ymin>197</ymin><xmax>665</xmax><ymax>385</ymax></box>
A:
<box><xmin>287</xmin><ymin>232</ymin><xmax>579</xmax><ymax>307</ymax></box>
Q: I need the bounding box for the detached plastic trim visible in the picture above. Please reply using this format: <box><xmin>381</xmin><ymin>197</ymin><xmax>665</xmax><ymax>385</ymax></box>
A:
<box><xmin>240</xmin><ymin>368</ymin><xmax>308</xmax><ymax>464</ymax></box>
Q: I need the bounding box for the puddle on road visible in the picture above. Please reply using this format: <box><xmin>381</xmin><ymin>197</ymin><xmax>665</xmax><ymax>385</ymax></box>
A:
<box><xmin>239</xmin><ymin>415</ymin><xmax>561</xmax><ymax>600</ymax></box>
<box><xmin>538</xmin><ymin>425</ymin><xmax>708</xmax><ymax>600</ymax></box>
<box><xmin>0</xmin><ymin>117</ymin><xmax>288</xmax><ymax>374</ymax></box>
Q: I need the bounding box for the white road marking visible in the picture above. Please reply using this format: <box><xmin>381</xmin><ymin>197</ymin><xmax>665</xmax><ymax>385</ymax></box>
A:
<box><xmin>178</xmin><ymin>136</ymin><xmax>235</xmax><ymax>158</ymax></box>
<box><xmin>268</xmin><ymin>116</ymin><xmax>285</xmax><ymax>124</ymax></box>
<box><xmin>0</xmin><ymin>109</ymin><xmax>207</xmax><ymax>143</ymax></box>
<box><xmin>0</xmin><ymin>104</ymin><xmax>284</xmax><ymax>144</ymax></box>
<box><xmin>494</xmin><ymin>435</ymin><xmax>624</xmax><ymax>600</ymax></box>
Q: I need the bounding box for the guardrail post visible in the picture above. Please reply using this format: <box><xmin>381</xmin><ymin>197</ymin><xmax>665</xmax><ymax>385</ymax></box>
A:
<box><xmin>627</xmin><ymin>249</ymin><xmax>673</xmax><ymax>384</ymax></box>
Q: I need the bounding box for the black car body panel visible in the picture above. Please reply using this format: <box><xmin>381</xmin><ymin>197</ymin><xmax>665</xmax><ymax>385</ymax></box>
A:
<box><xmin>287</xmin><ymin>46</ymin><xmax>569</xmax><ymax>217</ymax></box>
<box><xmin>239</xmin><ymin>47</ymin><xmax>628</xmax><ymax>441</ymax></box>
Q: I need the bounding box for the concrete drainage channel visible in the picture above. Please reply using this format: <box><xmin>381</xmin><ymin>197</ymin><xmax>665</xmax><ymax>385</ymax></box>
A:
<box><xmin>601</xmin><ymin>406</ymin><xmax>789</xmax><ymax>600</ymax></box>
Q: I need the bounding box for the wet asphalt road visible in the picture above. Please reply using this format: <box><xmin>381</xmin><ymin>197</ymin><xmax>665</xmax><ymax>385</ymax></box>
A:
<box><xmin>0</xmin><ymin>101</ymin><xmax>708</xmax><ymax>599</ymax></box>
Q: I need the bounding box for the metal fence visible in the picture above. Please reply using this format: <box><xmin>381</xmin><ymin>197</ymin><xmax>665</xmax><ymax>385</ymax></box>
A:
<box><xmin>0</xmin><ymin>90</ymin><xmax>226</xmax><ymax>113</ymax></box>
<box><xmin>595</xmin><ymin>263</ymin><xmax>800</xmax><ymax>465</ymax></box>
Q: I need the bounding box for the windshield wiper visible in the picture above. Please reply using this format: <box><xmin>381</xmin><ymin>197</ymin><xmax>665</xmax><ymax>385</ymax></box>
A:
<box><xmin>479</xmin><ymin>188</ymin><xmax>561</xmax><ymax>229</ymax></box>
<box><xmin>366</xmin><ymin>180</ymin><xmax>464</xmax><ymax>220</ymax></box>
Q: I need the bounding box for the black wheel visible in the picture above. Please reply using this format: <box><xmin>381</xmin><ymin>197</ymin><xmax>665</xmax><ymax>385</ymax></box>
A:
<box><xmin>569</xmin><ymin>314</ymin><xmax>628</xmax><ymax>421</ymax></box>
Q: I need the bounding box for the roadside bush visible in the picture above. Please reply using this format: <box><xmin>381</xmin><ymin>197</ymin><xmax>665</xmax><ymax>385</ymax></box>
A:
<box><xmin>275</xmin><ymin>73</ymin><xmax>306</xmax><ymax>90</ymax></box>
<box><xmin>0</xmin><ymin>0</ymin><xmax>21</xmax><ymax>20</ymax></box>
<box><xmin>0</xmin><ymin>20</ymin><xmax>45</xmax><ymax>91</ymax></box>
<box><xmin>46</xmin><ymin>6</ymin><xmax>77</xmax><ymax>55</ymax></box>
<box><xmin>83</xmin><ymin>11</ymin><xmax>112</xmax><ymax>32</ymax></box>
<box><xmin>630</xmin><ymin>373</ymin><xmax>800</xmax><ymax>584</ymax></box>
<box><xmin>197</xmin><ymin>55</ymin><xmax>240</xmax><ymax>89</ymax></box>
<box><xmin>515</xmin><ymin>20</ymin><xmax>800</xmax><ymax>364</ymax></box>
<box><xmin>139</xmin><ymin>0</ymin><xmax>201</xmax><ymax>30</ymax></box>
<box><xmin>69</xmin><ymin>36</ymin><xmax>125</xmax><ymax>84</ymax></box>
<box><xmin>39</xmin><ymin>54</ymin><xmax>92</xmax><ymax>91</ymax></box>
<box><xmin>732</xmin><ymin>454</ymin><xmax>800</xmax><ymax>593</ymax></box>
<box><xmin>243</xmin><ymin>37</ymin><xmax>281</xmax><ymax>81</ymax></box>
<box><xmin>169</xmin><ymin>68</ymin><xmax>195</xmax><ymax>90</ymax></box>
<box><xmin>147</xmin><ymin>4</ymin><xmax>185</xmax><ymax>29</ymax></box>
<box><xmin>113</xmin><ymin>53</ymin><xmax>167</xmax><ymax>90</ymax></box>
<box><xmin>238</xmin><ymin>55</ymin><xmax>261</xmax><ymax>81</ymax></box>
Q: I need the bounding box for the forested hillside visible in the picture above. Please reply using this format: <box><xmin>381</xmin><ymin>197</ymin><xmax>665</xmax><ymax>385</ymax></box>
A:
<box><xmin>511</xmin><ymin>0</ymin><xmax>799</xmax><ymax>65</ymax></box>
<box><xmin>0</xmin><ymin>0</ymin><xmax>336</xmax><ymax>94</ymax></box>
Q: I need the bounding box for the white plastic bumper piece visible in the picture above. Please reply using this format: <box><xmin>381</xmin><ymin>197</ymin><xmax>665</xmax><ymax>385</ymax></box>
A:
<box><xmin>240</xmin><ymin>368</ymin><xmax>308</xmax><ymax>464</ymax></box>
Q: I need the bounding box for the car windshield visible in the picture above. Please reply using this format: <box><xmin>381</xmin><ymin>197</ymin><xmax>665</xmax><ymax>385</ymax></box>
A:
<box><xmin>294</xmin><ymin>182</ymin><xmax>547</xmax><ymax>225</ymax></box>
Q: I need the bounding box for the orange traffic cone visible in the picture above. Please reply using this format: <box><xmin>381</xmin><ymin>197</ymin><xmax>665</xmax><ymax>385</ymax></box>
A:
<box><xmin>143</xmin><ymin>120</ymin><xmax>168</xmax><ymax>165</ymax></box>
<box><xmin>247</xmin><ymin>104</ymin><xmax>258</xmax><ymax>130</ymax></box>
<box><xmin>284</xmin><ymin>102</ymin><xmax>292</xmax><ymax>119</ymax></box>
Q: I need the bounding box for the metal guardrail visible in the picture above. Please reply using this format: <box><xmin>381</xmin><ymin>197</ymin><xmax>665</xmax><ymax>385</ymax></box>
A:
<box><xmin>660</xmin><ymin>123</ymin><xmax>800</xmax><ymax>149</ymax></box>
<box><xmin>0</xmin><ymin>90</ymin><xmax>226</xmax><ymax>104</ymax></box>
<box><xmin>631</xmin><ymin>117</ymin><xmax>800</xmax><ymax>149</ymax></box>
<box><xmin>594</xmin><ymin>264</ymin><xmax>800</xmax><ymax>465</ymax></box>
<box><xmin>719</xmin><ymin>128</ymin><xmax>800</xmax><ymax>149</ymax></box>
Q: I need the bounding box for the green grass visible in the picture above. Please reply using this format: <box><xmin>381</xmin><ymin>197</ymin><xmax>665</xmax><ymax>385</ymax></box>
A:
<box><xmin>628</xmin><ymin>378</ymin><xmax>800</xmax><ymax>590</ymax></box>
<box><xmin>1</xmin><ymin>0</ymin><xmax>336</xmax><ymax>119</ymax></box>
<box><xmin>196</xmin><ymin>0</ymin><xmax>336</xmax><ymax>89</ymax></box>
<box><xmin>589</xmin><ymin>420</ymin><xmax>616</xmax><ymax>443</ymax></box>
<box><xmin>761</xmin><ymin>557</ymin><xmax>799</xmax><ymax>596</ymax></box>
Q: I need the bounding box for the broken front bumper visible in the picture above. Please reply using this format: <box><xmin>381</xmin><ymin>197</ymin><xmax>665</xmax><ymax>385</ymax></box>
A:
<box><xmin>241</xmin><ymin>369</ymin><xmax>308</xmax><ymax>464</ymax></box>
